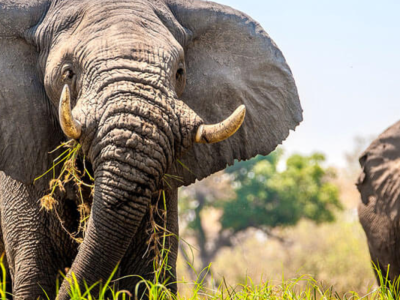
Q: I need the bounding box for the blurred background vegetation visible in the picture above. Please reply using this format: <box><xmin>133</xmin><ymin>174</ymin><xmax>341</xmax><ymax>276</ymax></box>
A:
<box><xmin>175</xmin><ymin>137</ymin><xmax>376</xmax><ymax>297</ymax></box>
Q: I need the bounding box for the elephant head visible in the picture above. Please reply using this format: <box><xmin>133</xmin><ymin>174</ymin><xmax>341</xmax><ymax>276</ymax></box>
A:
<box><xmin>357</xmin><ymin>121</ymin><xmax>400</xmax><ymax>282</ymax></box>
<box><xmin>0</xmin><ymin>0</ymin><xmax>302</xmax><ymax>297</ymax></box>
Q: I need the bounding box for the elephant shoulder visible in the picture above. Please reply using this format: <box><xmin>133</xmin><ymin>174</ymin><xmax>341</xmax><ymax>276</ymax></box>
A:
<box><xmin>357</xmin><ymin>120</ymin><xmax>400</xmax><ymax>221</ymax></box>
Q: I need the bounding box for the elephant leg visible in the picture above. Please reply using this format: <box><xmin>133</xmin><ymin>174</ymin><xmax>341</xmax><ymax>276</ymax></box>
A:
<box><xmin>118</xmin><ymin>188</ymin><xmax>179</xmax><ymax>297</ymax></box>
<box><xmin>0</xmin><ymin>173</ymin><xmax>77</xmax><ymax>299</ymax></box>
<box><xmin>358</xmin><ymin>201</ymin><xmax>400</xmax><ymax>284</ymax></box>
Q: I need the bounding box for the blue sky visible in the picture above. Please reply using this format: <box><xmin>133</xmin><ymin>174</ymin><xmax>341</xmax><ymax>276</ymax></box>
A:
<box><xmin>213</xmin><ymin>0</ymin><xmax>400</xmax><ymax>167</ymax></box>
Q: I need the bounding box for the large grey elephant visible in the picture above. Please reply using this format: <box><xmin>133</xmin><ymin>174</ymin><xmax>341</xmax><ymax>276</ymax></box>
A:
<box><xmin>357</xmin><ymin>121</ymin><xmax>400</xmax><ymax>283</ymax></box>
<box><xmin>0</xmin><ymin>0</ymin><xmax>302</xmax><ymax>298</ymax></box>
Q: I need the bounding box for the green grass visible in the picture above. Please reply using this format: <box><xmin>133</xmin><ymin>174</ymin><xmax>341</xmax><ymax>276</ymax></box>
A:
<box><xmin>0</xmin><ymin>261</ymin><xmax>399</xmax><ymax>299</ymax></box>
<box><xmin>57</xmin><ymin>267</ymin><xmax>400</xmax><ymax>300</ymax></box>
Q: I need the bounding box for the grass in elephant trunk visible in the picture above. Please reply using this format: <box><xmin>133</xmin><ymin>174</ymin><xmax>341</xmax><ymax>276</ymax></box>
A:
<box><xmin>35</xmin><ymin>141</ymin><xmax>184</xmax><ymax>298</ymax></box>
<box><xmin>35</xmin><ymin>140</ymin><xmax>94</xmax><ymax>243</ymax></box>
<box><xmin>36</xmin><ymin>141</ymin><xmax>183</xmax><ymax>245</ymax></box>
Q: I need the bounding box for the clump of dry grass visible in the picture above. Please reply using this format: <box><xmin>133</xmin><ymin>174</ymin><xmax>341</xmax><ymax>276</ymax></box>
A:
<box><xmin>35</xmin><ymin>140</ymin><xmax>94</xmax><ymax>243</ymax></box>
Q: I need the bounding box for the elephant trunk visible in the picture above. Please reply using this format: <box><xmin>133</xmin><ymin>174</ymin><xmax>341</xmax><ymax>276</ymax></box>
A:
<box><xmin>58</xmin><ymin>92</ymin><xmax>180</xmax><ymax>298</ymax></box>
<box><xmin>57</xmin><ymin>171</ymin><xmax>151</xmax><ymax>298</ymax></box>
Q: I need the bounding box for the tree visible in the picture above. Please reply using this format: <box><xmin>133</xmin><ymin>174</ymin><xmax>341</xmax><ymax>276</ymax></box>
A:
<box><xmin>179</xmin><ymin>150</ymin><xmax>342</xmax><ymax>272</ymax></box>
<box><xmin>179</xmin><ymin>172</ymin><xmax>235</xmax><ymax>272</ymax></box>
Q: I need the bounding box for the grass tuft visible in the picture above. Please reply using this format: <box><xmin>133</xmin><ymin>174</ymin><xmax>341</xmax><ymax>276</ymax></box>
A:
<box><xmin>35</xmin><ymin>140</ymin><xmax>94</xmax><ymax>243</ymax></box>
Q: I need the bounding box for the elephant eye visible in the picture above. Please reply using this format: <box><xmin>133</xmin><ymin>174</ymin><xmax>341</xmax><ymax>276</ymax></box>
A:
<box><xmin>175</xmin><ymin>63</ymin><xmax>186</xmax><ymax>97</ymax></box>
<box><xmin>176</xmin><ymin>68</ymin><xmax>185</xmax><ymax>80</ymax></box>
<box><xmin>62</xmin><ymin>69</ymin><xmax>75</xmax><ymax>82</ymax></box>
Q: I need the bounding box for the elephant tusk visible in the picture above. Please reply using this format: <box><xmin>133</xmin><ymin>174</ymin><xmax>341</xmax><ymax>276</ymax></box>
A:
<box><xmin>195</xmin><ymin>105</ymin><xmax>246</xmax><ymax>144</ymax></box>
<box><xmin>59</xmin><ymin>84</ymin><xmax>82</xmax><ymax>140</ymax></box>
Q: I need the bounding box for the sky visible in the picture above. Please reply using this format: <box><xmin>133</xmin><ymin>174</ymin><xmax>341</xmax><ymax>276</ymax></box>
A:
<box><xmin>213</xmin><ymin>0</ymin><xmax>400</xmax><ymax>168</ymax></box>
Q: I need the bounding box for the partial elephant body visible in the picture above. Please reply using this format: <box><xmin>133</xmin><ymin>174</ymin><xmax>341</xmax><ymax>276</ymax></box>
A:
<box><xmin>357</xmin><ymin>120</ymin><xmax>400</xmax><ymax>283</ymax></box>
<box><xmin>0</xmin><ymin>0</ymin><xmax>302</xmax><ymax>298</ymax></box>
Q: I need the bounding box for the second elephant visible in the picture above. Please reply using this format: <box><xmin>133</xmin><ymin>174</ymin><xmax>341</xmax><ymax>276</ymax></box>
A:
<box><xmin>357</xmin><ymin>120</ymin><xmax>400</xmax><ymax>282</ymax></box>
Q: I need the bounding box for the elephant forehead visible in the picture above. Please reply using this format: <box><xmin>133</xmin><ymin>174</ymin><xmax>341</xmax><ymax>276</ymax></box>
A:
<box><xmin>46</xmin><ymin>0</ymin><xmax>168</xmax><ymax>38</ymax></box>
<box><xmin>38</xmin><ymin>0</ymin><xmax>183</xmax><ymax>63</ymax></box>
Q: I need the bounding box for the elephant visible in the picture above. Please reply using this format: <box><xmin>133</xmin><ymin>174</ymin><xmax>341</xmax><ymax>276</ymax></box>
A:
<box><xmin>357</xmin><ymin>120</ymin><xmax>400</xmax><ymax>283</ymax></box>
<box><xmin>0</xmin><ymin>0</ymin><xmax>302</xmax><ymax>298</ymax></box>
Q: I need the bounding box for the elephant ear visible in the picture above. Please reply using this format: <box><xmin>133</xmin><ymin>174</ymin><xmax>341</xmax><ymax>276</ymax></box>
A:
<box><xmin>0</xmin><ymin>0</ymin><xmax>63</xmax><ymax>185</ymax></box>
<box><xmin>357</xmin><ymin>121</ymin><xmax>400</xmax><ymax>221</ymax></box>
<box><xmin>165</xmin><ymin>0</ymin><xmax>302</xmax><ymax>186</ymax></box>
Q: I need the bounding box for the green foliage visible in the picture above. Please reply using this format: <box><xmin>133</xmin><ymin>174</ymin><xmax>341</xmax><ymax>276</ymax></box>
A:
<box><xmin>221</xmin><ymin>151</ymin><xmax>342</xmax><ymax>232</ymax></box>
<box><xmin>225</xmin><ymin>150</ymin><xmax>282</xmax><ymax>182</ymax></box>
